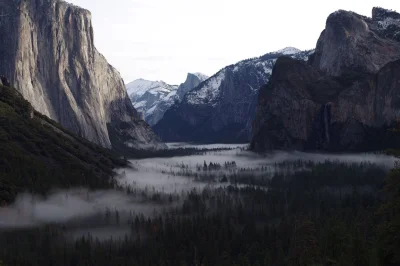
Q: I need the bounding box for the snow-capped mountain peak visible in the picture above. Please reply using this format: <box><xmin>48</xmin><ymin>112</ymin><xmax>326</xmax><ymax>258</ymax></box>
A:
<box><xmin>154</xmin><ymin>48</ymin><xmax>314</xmax><ymax>142</ymax></box>
<box><xmin>126</xmin><ymin>73</ymin><xmax>208</xmax><ymax>126</ymax></box>
<box><xmin>275</xmin><ymin>47</ymin><xmax>301</xmax><ymax>55</ymax></box>
<box><xmin>126</xmin><ymin>79</ymin><xmax>172</xmax><ymax>98</ymax></box>
<box><xmin>191</xmin><ymin>72</ymin><xmax>209</xmax><ymax>81</ymax></box>
<box><xmin>184</xmin><ymin>48</ymin><xmax>313</xmax><ymax>107</ymax></box>
<box><xmin>176</xmin><ymin>72</ymin><xmax>209</xmax><ymax>99</ymax></box>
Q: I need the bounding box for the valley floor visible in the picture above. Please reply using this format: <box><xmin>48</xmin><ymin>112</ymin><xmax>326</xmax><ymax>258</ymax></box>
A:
<box><xmin>1</xmin><ymin>143</ymin><xmax>400</xmax><ymax>266</ymax></box>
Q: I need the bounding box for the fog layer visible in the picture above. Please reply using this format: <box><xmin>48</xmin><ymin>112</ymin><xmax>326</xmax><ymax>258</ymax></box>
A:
<box><xmin>0</xmin><ymin>189</ymin><xmax>163</xmax><ymax>229</ymax></box>
<box><xmin>119</xmin><ymin>144</ymin><xmax>398</xmax><ymax>194</ymax></box>
<box><xmin>1</xmin><ymin>143</ymin><xmax>397</xmax><ymax>230</ymax></box>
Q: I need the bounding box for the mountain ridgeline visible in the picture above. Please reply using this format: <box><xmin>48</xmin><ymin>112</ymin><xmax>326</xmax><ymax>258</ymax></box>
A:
<box><xmin>153</xmin><ymin>48</ymin><xmax>313</xmax><ymax>143</ymax></box>
<box><xmin>251</xmin><ymin>7</ymin><xmax>400</xmax><ymax>151</ymax></box>
<box><xmin>127</xmin><ymin>73</ymin><xmax>208</xmax><ymax>126</ymax></box>
<box><xmin>1</xmin><ymin>4</ymin><xmax>400</xmax><ymax>266</ymax></box>
<box><xmin>0</xmin><ymin>0</ymin><xmax>164</xmax><ymax>150</ymax></box>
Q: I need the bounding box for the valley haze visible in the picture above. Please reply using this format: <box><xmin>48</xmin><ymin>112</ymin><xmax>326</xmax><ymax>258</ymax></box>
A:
<box><xmin>1</xmin><ymin>1</ymin><xmax>400</xmax><ymax>265</ymax></box>
<box><xmin>1</xmin><ymin>144</ymin><xmax>397</xmax><ymax>230</ymax></box>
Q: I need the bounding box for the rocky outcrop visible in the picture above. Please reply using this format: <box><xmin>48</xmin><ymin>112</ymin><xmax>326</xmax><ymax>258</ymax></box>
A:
<box><xmin>310</xmin><ymin>8</ymin><xmax>400</xmax><ymax>76</ymax></box>
<box><xmin>127</xmin><ymin>79</ymin><xmax>179</xmax><ymax>126</ymax></box>
<box><xmin>176</xmin><ymin>73</ymin><xmax>208</xmax><ymax>99</ymax></box>
<box><xmin>0</xmin><ymin>0</ymin><xmax>164</xmax><ymax>149</ymax></box>
<box><xmin>252</xmin><ymin>8</ymin><xmax>400</xmax><ymax>151</ymax></box>
<box><xmin>127</xmin><ymin>73</ymin><xmax>208</xmax><ymax>126</ymax></box>
<box><xmin>154</xmin><ymin>48</ymin><xmax>313</xmax><ymax>143</ymax></box>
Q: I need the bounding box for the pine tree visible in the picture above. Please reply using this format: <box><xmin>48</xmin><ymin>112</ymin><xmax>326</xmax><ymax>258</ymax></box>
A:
<box><xmin>289</xmin><ymin>216</ymin><xmax>320</xmax><ymax>266</ymax></box>
<box><xmin>377</xmin><ymin>169</ymin><xmax>400</xmax><ymax>265</ymax></box>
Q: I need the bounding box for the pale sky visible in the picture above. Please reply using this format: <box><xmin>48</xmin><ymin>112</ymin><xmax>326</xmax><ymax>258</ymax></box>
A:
<box><xmin>68</xmin><ymin>0</ymin><xmax>398</xmax><ymax>85</ymax></box>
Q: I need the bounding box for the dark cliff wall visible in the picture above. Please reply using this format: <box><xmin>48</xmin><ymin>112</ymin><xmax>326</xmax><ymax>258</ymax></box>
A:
<box><xmin>252</xmin><ymin>8</ymin><xmax>400</xmax><ymax>152</ymax></box>
<box><xmin>154</xmin><ymin>50</ymin><xmax>312</xmax><ymax>143</ymax></box>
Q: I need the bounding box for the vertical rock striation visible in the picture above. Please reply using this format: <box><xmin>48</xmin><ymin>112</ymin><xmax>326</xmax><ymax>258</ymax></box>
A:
<box><xmin>0</xmin><ymin>0</ymin><xmax>164</xmax><ymax>149</ymax></box>
<box><xmin>154</xmin><ymin>48</ymin><xmax>313</xmax><ymax>143</ymax></box>
<box><xmin>252</xmin><ymin>7</ymin><xmax>400</xmax><ymax>151</ymax></box>
<box><xmin>310</xmin><ymin>8</ymin><xmax>400</xmax><ymax>76</ymax></box>
<box><xmin>176</xmin><ymin>73</ymin><xmax>209</xmax><ymax>99</ymax></box>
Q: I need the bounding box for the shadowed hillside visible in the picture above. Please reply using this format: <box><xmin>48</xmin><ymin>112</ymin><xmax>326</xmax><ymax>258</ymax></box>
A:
<box><xmin>0</xmin><ymin>83</ymin><xmax>126</xmax><ymax>203</ymax></box>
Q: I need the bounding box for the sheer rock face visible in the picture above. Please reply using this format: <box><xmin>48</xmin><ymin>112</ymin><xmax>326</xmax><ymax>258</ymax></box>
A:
<box><xmin>0</xmin><ymin>0</ymin><xmax>164</xmax><ymax>149</ymax></box>
<box><xmin>154</xmin><ymin>49</ymin><xmax>313</xmax><ymax>143</ymax></box>
<box><xmin>310</xmin><ymin>8</ymin><xmax>400</xmax><ymax>76</ymax></box>
<box><xmin>176</xmin><ymin>73</ymin><xmax>208</xmax><ymax>99</ymax></box>
<box><xmin>252</xmin><ymin>8</ymin><xmax>400</xmax><ymax>151</ymax></box>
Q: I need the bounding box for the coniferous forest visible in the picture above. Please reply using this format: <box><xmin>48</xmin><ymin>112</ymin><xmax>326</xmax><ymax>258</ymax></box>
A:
<box><xmin>1</xmin><ymin>153</ymin><xmax>400</xmax><ymax>265</ymax></box>
<box><xmin>1</xmin><ymin>82</ymin><xmax>400</xmax><ymax>265</ymax></box>
<box><xmin>1</xmin><ymin>2</ymin><xmax>400</xmax><ymax>266</ymax></box>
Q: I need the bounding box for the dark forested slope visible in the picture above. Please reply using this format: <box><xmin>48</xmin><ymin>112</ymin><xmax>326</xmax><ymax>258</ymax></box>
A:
<box><xmin>0</xmin><ymin>83</ymin><xmax>126</xmax><ymax>203</ymax></box>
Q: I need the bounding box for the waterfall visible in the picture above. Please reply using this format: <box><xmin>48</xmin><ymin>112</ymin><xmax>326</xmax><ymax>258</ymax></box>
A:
<box><xmin>324</xmin><ymin>104</ymin><xmax>330</xmax><ymax>143</ymax></box>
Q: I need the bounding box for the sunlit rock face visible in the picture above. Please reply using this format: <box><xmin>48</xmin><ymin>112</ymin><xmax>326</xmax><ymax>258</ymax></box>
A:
<box><xmin>0</xmin><ymin>0</ymin><xmax>164</xmax><ymax>149</ymax></box>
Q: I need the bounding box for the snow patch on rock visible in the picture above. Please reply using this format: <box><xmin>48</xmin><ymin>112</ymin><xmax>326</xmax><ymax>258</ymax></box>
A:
<box><xmin>184</xmin><ymin>48</ymin><xmax>312</xmax><ymax>107</ymax></box>
<box><xmin>275</xmin><ymin>47</ymin><xmax>301</xmax><ymax>55</ymax></box>
<box><xmin>186</xmin><ymin>71</ymin><xmax>225</xmax><ymax>106</ymax></box>
<box><xmin>377</xmin><ymin>17</ymin><xmax>400</xmax><ymax>29</ymax></box>
<box><xmin>192</xmin><ymin>72</ymin><xmax>209</xmax><ymax>81</ymax></box>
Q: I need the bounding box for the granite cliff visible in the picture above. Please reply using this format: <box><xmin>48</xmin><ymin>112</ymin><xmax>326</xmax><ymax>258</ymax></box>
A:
<box><xmin>0</xmin><ymin>81</ymin><xmax>126</xmax><ymax>202</ymax></box>
<box><xmin>251</xmin><ymin>7</ymin><xmax>400</xmax><ymax>151</ymax></box>
<box><xmin>310</xmin><ymin>8</ymin><xmax>400</xmax><ymax>76</ymax></box>
<box><xmin>176</xmin><ymin>73</ymin><xmax>209</xmax><ymax>99</ymax></box>
<box><xmin>0</xmin><ymin>0</ymin><xmax>164</xmax><ymax>149</ymax></box>
<box><xmin>127</xmin><ymin>73</ymin><xmax>207</xmax><ymax>126</ymax></box>
<box><xmin>154</xmin><ymin>48</ymin><xmax>313</xmax><ymax>143</ymax></box>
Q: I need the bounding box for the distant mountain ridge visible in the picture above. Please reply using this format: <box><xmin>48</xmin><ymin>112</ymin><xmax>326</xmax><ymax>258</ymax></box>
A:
<box><xmin>126</xmin><ymin>79</ymin><xmax>177</xmax><ymax>100</ymax></box>
<box><xmin>153</xmin><ymin>47</ymin><xmax>313</xmax><ymax>143</ymax></box>
<box><xmin>176</xmin><ymin>73</ymin><xmax>209</xmax><ymax>99</ymax></box>
<box><xmin>127</xmin><ymin>73</ymin><xmax>208</xmax><ymax>126</ymax></box>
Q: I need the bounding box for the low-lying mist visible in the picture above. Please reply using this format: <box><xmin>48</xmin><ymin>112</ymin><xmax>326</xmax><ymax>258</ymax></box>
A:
<box><xmin>1</xmin><ymin>143</ymin><xmax>398</xmax><ymax>238</ymax></box>
<box><xmin>118</xmin><ymin>144</ymin><xmax>398</xmax><ymax>193</ymax></box>
<box><xmin>0</xmin><ymin>189</ymin><xmax>167</xmax><ymax>229</ymax></box>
